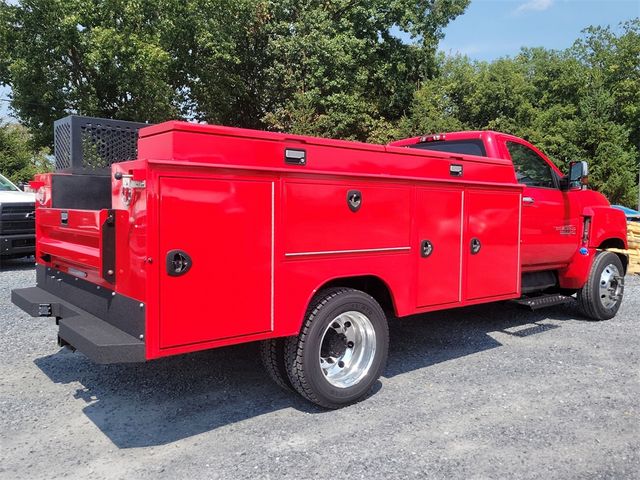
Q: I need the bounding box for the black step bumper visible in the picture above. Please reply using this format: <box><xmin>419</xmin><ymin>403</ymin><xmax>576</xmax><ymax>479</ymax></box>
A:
<box><xmin>11</xmin><ymin>265</ymin><xmax>145</xmax><ymax>364</ymax></box>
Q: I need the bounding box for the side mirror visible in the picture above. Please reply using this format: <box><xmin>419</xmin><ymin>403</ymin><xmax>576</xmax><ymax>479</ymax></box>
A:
<box><xmin>569</xmin><ymin>161</ymin><xmax>589</xmax><ymax>188</ymax></box>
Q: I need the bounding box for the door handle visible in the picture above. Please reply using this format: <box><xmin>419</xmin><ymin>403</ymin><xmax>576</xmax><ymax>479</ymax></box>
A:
<box><xmin>523</xmin><ymin>196</ymin><xmax>535</xmax><ymax>205</ymax></box>
<box><xmin>420</xmin><ymin>240</ymin><xmax>433</xmax><ymax>258</ymax></box>
<box><xmin>166</xmin><ymin>250</ymin><xmax>192</xmax><ymax>276</ymax></box>
<box><xmin>470</xmin><ymin>238</ymin><xmax>482</xmax><ymax>255</ymax></box>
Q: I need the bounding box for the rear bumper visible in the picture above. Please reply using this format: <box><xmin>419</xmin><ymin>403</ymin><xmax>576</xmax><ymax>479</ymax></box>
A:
<box><xmin>1</xmin><ymin>233</ymin><xmax>35</xmax><ymax>257</ymax></box>
<box><xmin>11</xmin><ymin>265</ymin><xmax>145</xmax><ymax>364</ymax></box>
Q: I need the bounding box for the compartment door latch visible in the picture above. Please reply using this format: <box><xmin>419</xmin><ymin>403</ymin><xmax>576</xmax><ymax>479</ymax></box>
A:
<box><xmin>166</xmin><ymin>250</ymin><xmax>192</xmax><ymax>277</ymax></box>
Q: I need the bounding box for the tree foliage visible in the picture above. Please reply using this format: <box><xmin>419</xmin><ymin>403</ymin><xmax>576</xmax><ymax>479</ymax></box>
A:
<box><xmin>0</xmin><ymin>0</ymin><xmax>469</xmax><ymax>146</ymax></box>
<box><xmin>0</xmin><ymin>122</ymin><xmax>51</xmax><ymax>183</ymax></box>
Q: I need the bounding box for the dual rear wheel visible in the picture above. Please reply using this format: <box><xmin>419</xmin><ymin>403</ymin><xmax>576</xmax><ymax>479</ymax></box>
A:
<box><xmin>260</xmin><ymin>288</ymin><xmax>389</xmax><ymax>409</ymax></box>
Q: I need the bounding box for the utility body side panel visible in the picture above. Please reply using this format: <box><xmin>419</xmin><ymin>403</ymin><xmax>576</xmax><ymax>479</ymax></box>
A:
<box><xmin>136</xmin><ymin>124</ymin><xmax>524</xmax><ymax>360</ymax></box>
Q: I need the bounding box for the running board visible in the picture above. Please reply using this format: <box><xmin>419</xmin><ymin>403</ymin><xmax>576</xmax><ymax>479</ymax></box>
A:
<box><xmin>511</xmin><ymin>294</ymin><xmax>573</xmax><ymax>310</ymax></box>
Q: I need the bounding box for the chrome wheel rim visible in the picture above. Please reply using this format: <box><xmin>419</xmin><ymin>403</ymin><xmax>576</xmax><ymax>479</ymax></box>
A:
<box><xmin>599</xmin><ymin>263</ymin><xmax>623</xmax><ymax>310</ymax></box>
<box><xmin>319</xmin><ymin>311</ymin><xmax>376</xmax><ymax>389</ymax></box>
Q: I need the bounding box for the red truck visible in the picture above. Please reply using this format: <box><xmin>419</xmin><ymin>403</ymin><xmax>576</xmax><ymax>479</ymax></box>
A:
<box><xmin>12</xmin><ymin>116</ymin><xmax>628</xmax><ymax>408</ymax></box>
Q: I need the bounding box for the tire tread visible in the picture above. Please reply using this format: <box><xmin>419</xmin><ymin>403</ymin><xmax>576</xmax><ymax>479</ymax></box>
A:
<box><xmin>260</xmin><ymin>338</ymin><xmax>293</xmax><ymax>391</ymax></box>
<box><xmin>577</xmin><ymin>251</ymin><xmax>624</xmax><ymax>321</ymax></box>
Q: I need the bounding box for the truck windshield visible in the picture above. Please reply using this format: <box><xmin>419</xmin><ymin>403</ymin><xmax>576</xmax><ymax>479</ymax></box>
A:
<box><xmin>0</xmin><ymin>174</ymin><xmax>19</xmax><ymax>191</ymax></box>
<box><xmin>408</xmin><ymin>139</ymin><xmax>486</xmax><ymax>157</ymax></box>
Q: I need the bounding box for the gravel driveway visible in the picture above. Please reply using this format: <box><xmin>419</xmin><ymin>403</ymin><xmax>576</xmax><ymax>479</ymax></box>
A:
<box><xmin>1</xmin><ymin>257</ymin><xmax>638</xmax><ymax>479</ymax></box>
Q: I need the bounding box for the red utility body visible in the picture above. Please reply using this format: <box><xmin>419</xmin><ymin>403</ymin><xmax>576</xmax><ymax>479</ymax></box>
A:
<box><xmin>14</xmin><ymin>122</ymin><xmax>628</xmax><ymax>366</ymax></box>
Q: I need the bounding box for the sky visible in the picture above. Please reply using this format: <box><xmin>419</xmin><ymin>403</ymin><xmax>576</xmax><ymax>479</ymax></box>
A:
<box><xmin>438</xmin><ymin>0</ymin><xmax>639</xmax><ymax>60</ymax></box>
<box><xmin>1</xmin><ymin>0</ymin><xmax>639</xmax><ymax>121</ymax></box>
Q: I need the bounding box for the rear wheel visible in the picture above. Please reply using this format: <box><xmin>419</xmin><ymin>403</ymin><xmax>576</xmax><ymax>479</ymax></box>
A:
<box><xmin>285</xmin><ymin>288</ymin><xmax>389</xmax><ymax>409</ymax></box>
<box><xmin>260</xmin><ymin>338</ymin><xmax>293</xmax><ymax>391</ymax></box>
<box><xmin>577</xmin><ymin>251</ymin><xmax>625</xmax><ymax>320</ymax></box>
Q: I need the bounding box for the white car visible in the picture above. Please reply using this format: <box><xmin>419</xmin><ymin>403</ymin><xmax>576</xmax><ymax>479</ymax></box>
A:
<box><xmin>0</xmin><ymin>173</ymin><xmax>36</xmax><ymax>259</ymax></box>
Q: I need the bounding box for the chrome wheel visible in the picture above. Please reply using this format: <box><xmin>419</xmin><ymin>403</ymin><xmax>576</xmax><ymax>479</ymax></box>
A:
<box><xmin>318</xmin><ymin>311</ymin><xmax>376</xmax><ymax>389</ymax></box>
<box><xmin>598</xmin><ymin>263</ymin><xmax>623</xmax><ymax>310</ymax></box>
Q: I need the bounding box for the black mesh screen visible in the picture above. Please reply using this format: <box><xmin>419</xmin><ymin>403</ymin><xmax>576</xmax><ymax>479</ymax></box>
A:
<box><xmin>53</xmin><ymin>116</ymin><xmax>150</xmax><ymax>172</ymax></box>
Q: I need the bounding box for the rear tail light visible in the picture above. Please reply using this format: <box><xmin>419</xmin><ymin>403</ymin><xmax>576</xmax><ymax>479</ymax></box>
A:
<box><xmin>36</xmin><ymin>187</ymin><xmax>48</xmax><ymax>206</ymax></box>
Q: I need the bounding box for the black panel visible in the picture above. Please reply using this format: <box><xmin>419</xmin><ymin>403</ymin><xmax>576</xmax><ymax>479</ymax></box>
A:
<box><xmin>34</xmin><ymin>265</ymin><xmax>144</xmax><ymax>339</ymax></box>
<box><xmin>51</xmin><ymin>174</ymin><xmax>112</xmax><ymax>210</ymax></box>
<box><xmin>521</xmin><ymin>270</ymin><xmax>557</xmax><ymax>293</ymax></box>
<box><xmin>54</xmin><ymin>115</ymin><xmax>150</xmax><ymax>173</ymax></box>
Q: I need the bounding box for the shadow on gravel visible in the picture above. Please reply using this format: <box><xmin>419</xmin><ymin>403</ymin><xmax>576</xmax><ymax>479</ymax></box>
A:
<box><xmin>384</xmin><ymin>300</ymin><xmax>574</xmax><ymax>377</ymax></box>
<box><xmin>34</xmin><ymin>300</ymin><xmax>580</xmax><ymax>449</ymax></box>
<box><xmin>0</xmin><ymin>256</ymin><xmax>36</xmax><ymax>272</ymax></box>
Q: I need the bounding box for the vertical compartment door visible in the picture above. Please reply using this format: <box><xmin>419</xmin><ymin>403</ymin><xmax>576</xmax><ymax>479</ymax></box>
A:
<box><xmin>416</xmin><ymin>188</ymin><xmax>463</xmax><ymax>307</ymax></box>
<box><xmin>159</xmin><ymin>177</ymin><xmax>273</xmax><ymax>348</ymax></box>
<box><xmin>465</xmin><ymin>190</ymin><xmax>521</xmax><ymax>300</ymax></box>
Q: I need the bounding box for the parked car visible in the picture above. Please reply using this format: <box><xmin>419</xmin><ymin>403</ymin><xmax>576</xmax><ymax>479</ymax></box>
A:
<box><xmin>0</xmin><ymin>173</ymin><xmax>36</xmax><ymax>260</ymax></box>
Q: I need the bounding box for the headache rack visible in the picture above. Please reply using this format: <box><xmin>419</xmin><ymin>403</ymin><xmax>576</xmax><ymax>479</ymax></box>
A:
<box><xmin>50</xmin><ymin>115</ymin><xmax>151</xmax><ymax>210</ymax></box>
<box><xmin>54</xmin><ymin>115</ymin><xmax>150</xmax><ymax>174</ymax></box>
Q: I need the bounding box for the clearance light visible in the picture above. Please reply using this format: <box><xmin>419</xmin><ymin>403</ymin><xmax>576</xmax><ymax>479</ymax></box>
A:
<box><xmin>419</xmin><ymin>133</ymin><xmax>446</xmax><ymax>143</ymax></box>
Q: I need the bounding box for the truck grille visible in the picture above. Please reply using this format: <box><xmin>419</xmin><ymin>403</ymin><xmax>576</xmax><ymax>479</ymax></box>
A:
<box><xmin>0</xmin><ymin>203</ymin><xmax>36</xmax><ymax>235</ymax></box>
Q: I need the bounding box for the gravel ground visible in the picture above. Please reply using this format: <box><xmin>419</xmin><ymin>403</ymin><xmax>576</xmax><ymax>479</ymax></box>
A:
<box><xmin>1</xmin><ymin>257</ymin><xmax>638</xmax><ymax>480</ymax></box>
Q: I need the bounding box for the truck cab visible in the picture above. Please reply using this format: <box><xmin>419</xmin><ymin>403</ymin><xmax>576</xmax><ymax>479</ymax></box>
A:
<box><xmin>0</xmin><ymin>173</ymin><xmax>36</xmax><ymax>260</ymax></box>
<box><xmin>389</xmin><ymin>131</ymin><xmax>628</xmax><ymax>293</ymax></box>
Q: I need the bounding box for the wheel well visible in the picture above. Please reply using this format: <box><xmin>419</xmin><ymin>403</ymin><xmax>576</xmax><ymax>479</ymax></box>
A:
<box><xmin>320</xmin><ymin>276</ymin><xmax>397</xmax><ymax>318</ymax></box>
<box><xmin>599</xmin><ymin>238</ymin><xmax>628</xmax><ymax>274</ymax></box>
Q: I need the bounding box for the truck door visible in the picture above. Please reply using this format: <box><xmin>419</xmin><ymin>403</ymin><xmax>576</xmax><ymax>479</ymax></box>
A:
<box><xmin>465</xmin><ymin>190</ymin><xmax>521</xmax><ymax>300</ymax></box>
<box><xmin>416</xmin><ymin>188</ymin><xmax>463</xmax><ymax>307</ymax></box>
<box><xmin>500</xmin><ymin>140</ymin><xmax>580</xmax><ymax>267</ymax></box>
<box><xmin>158</xmin><ymin>176</ymin><xmax>273</xmax><ymax>349</ymax></box>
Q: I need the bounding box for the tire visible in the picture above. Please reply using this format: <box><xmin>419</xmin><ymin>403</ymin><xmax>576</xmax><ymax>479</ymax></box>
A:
<box><xmin>577</xmin><ymin>251</ymin><xmax>625</xmax><ymax>320</ymax></box>
<box><xmin>284</xmin><ymin>288</ymin><xmax>389</xmax><ymax>409</ymax></box>
<box><xmin>259</xmin><ymin>338</ymin><xmax>293</xmax><ymax>391</ymax></box>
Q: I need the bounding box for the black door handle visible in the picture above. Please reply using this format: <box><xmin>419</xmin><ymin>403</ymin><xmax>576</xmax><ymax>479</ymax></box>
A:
<box><xmin>166</xmin><ymin>250</ymin><xmax>192</xmax><ymax>276</ymax></box>
<box><xmin>470</xmin><ymin>238</ymin><xmax>481</xmax><ymax>255</ymax></box>
<box><xmin>347</xmin><ymin>190</ymin><xmax>362</xmax><ymax>212</ymax></box>
<box><xmin>420</xmin><ymin>240</ymin><xmax>433</xmax><ymax>258</ymax></box>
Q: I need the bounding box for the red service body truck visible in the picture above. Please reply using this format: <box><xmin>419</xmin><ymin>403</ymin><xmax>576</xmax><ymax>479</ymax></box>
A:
<box><xmin>12</xmin><ymin>117</ymin><xmax>628</xmax><ymax>408</ymax></box>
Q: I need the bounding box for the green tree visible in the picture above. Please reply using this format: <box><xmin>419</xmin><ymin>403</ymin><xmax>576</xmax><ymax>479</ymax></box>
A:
<box><xmin>0</xmin><ymin>122</ymin><xmax>51</xmax><ymax>183</ymax></box>
<box><xmin>0</xmin><ymin>0</ymin><xmax>470</xmax><ymax>147</ymax></box>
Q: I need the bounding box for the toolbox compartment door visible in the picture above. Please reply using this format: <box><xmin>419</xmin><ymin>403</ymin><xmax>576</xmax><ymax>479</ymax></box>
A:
<box><xmin>416</xmin><ymin>188</ymin><xmax>463</xmax><ymax>307</ymax></box>
<box><xmin>465</xmin><ymin>190</ymin><xmax>521</xmax><ymax>300</ymax></box>
<box><xmin>158</xmin><ymin>176</ymin><xmax>273</xmax><ymax>348</ymax></box>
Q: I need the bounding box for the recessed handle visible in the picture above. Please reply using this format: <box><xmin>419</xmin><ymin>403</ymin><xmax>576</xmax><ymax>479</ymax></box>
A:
<box><xmin>470</xmin><ymin>238</ymin><xmax>481</xmax><ymax>255</ymax></box>
<box><xmin>166</xmin><ymin>250</ymin><xmax>192</xmax><ymax>276</ymax></box>
<box><xmin>523</xmin><ymin>196</ymin><xmax>535</xmax><ymax>205</ymax></box>
<box><xmin>420</xmin><ymin>240</ymin><xmax>433</xmax><ymax>258</ymax></box>
<box><xmin>347</xmin><ymin>190</ymin><xmax>362</xmax><ymax>212</ymax></box>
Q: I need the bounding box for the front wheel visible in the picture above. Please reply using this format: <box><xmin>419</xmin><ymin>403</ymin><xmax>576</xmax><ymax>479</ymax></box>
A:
<box><xmin>285</xmin><ymin>288</ymin><xmax>389</xmax><ymax>409</ymax></box>
<box><xmin>577</xmin><ymin>251</ymin><xmax>625</xmax><ymax>320</ymax></box>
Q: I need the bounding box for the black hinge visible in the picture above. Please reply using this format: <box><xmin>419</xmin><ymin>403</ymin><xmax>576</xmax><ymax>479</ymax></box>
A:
<box><xmin>101</xmin><ymin>210</ymin><xmax>116</xmax><ymax>284</ymax></box>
